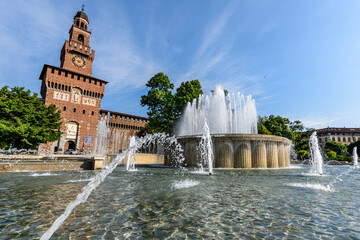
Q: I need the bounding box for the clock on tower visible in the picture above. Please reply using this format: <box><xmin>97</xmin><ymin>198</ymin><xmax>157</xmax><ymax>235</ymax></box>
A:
<box><xmin>60</xmin><ymin>8</ymin><xmax>95</xmax><ymax>76</ymax></box>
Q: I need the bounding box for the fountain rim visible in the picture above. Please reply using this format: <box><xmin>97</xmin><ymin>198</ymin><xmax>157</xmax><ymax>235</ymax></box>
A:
<box><xmin>176</xmin><ymin>133</ymin><xmax>291</xmax><ymax>144</ymax></box>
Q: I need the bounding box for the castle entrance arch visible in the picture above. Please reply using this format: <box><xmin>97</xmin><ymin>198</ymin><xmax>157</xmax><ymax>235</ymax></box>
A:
<box><xmin>65</xmin><ymin>141</ymin><xmax>76</xmax><ymax>150</ymax></box>
<box><xmin>65</xmin><ymin>121</ymin><xmax>79</xmax><ymax>151</ymax></box>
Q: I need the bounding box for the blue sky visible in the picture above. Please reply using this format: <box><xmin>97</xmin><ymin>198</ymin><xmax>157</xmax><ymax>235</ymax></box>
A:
<box><xmin>1</xmin><ymin>0</ymin><xmax>360</xmax><ymax>129</ymax></box>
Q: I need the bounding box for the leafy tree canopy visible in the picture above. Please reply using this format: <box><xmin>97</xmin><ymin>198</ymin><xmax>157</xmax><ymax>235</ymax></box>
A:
<box><xmin>258</xmin><ymin>115</ymin><xmax>314</xmax><ymax>153</ymax></box>
<box><xmin>325</xmin><ymin>141</ymin><xmax>347</xmax><ymax>156</ymax></box>
<box><xmin>174</xmin><ymin>80</ymin><xmax>203</xmax><ymax>119</ymax></box>
<box><xmin>327</xmin><ymin>150</ymin><xmax>337</xmax><ymax>160</ymax></box>
<box><xmin>297</xmin><ymin>150</ymin><xmax>310</xmax><ymax>159</ymax></box>
<box><xmin>140</xmin><ymin>73</ymin><xmax>202</xmax><ymax>134</ymax></box>
<box><xmin>0</xmin><ymin>86</ymin><xmax>62</xmax><ymax>149</ymax></box>
<box><xmin>258</xmin><ymin>115</ymin><xmax>305</xmax><ymax>138</ymax></box>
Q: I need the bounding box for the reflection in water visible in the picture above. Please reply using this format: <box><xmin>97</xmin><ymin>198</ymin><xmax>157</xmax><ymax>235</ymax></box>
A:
<box><xmin>1</xmin><ymin>166</ymin><xmax>360</xmax><ymax>239</ymax></box>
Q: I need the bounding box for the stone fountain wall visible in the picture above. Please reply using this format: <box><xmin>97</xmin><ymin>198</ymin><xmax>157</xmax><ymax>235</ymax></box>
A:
<box><xmin>176</xmin><ymin>134</ymin><xmax>291</xmax><ymax>168</ymax></box>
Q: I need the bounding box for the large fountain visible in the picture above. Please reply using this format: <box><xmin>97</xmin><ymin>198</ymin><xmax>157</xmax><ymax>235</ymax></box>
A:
<box><xmin>174</xmin><ymin>85</ymin><xmax>291</xmax><ymax>169</ymax></box>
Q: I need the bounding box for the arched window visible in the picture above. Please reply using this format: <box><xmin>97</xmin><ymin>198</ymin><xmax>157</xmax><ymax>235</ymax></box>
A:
<box><xmin>78</xmin><ymin>34</ymin><xmax>84</xmax><ymax>43</ymax></box>
<box><xmin>81</xmin><ymin>22</ymin><xmax>84</xmax><ymax>29</ymax></box>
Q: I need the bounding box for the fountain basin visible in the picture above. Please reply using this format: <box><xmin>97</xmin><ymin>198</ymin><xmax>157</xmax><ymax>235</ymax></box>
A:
<box><xmin>174</xmin><ymin>134</ymin><xmax>291</xmax><ymax>168</ymax></box>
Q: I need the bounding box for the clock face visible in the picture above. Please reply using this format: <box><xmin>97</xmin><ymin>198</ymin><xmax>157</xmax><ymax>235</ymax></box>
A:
<box><xmin>72</xmin><ymin>55</ymin><xmax>86</xmax><ymax>67</ymax></box>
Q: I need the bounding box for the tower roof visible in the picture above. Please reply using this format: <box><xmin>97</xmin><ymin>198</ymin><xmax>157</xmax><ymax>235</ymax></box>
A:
<box><xmin>74</xmin><ymin>10</ymin><xmax>88</xmax><ymax>22</ymax></box>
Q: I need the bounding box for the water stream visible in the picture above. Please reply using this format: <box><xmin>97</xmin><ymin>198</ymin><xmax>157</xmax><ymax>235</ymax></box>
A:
<box><xmin>126</xmin><ymin>136</ymin><xmax>137</xmax><ymax>171</ymax></box>
<box><xmin>309</xmin><ymin>131</ymin><xmax>323</xmax><ymax>175</ymax></box>
<box><xmin>40</xmin><ymin>133</ymin><xmax>184</xmax><ymax>240</ymax></box>
<box><xmin>353</xmin><ymin>147</ymin><xmax>358</xmax><ymax>167</ymax></box>
<box><xmin>197</xmin><ymin>120</ymin><xmax>213</xmax><ymax>175</ymax></box>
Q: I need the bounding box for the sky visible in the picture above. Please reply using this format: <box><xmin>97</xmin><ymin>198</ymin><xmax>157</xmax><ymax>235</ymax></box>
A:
<box><xmin>1</xmin><ymin>0</ymin><xmax>360</xmax><ymax>129</ymax></box>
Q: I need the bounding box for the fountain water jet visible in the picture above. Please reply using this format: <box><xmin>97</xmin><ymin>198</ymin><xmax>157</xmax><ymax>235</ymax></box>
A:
<box><xmin>93</xmin><ymin>117</ymin><xmax>110</xmax><ymax>156</ymax></box>
<box><xmin>309</xmin><ymin>131</ymin><xmax>323</xmax><ymax>175</ymax></box>
<box><xmin>126</xmin><ymin>136</ymin><xmax>137</xmax><ymax>171</ymax></box>
<box><xmin>177</xmin><ymin>85</ymin><xmax>257</xmax><ymax>136</ymax></box>
<box><xmin>352</xmin><ymin>147</ymin><xmax>358</xmax><ymax>167</ymax></box>
<box><xmin>197</xmin><ymin>121</ymin><xmax>213</xmax><ymax>175</ymax></box>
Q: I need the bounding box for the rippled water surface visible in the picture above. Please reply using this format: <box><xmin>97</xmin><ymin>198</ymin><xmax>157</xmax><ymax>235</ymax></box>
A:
<box><xmin>1</xmin><ymin>165</ymin><xmax>360</xmax><ymax>239</ymax></box>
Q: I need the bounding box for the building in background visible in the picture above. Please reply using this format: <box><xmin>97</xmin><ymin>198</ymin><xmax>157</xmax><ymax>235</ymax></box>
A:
<box><xmin>38</xmin><ymin>8</ymin><xmax>148</xmax><ymax>154</ymax></box>
<box><xmin>316</xmin><ymin>127</ymin><xmax>360</xmax><ymax>148</ymax></box>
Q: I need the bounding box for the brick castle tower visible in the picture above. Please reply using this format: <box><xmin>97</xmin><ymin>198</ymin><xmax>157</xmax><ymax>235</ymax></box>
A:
<box><xmin>38</xmin><ymin>7</ymin><xmax>148</xmax><ymax>154</ymax></box>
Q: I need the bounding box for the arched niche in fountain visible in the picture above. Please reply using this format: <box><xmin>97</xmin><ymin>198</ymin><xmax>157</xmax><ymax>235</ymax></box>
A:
<box><xmin>215</xmin><ymin>142</ymin><xmax>234</xmax><ymax>168</ymax></box>
<box><xmin>185</xmin><ymin>140</ymin><xmax>198</xmax><ymax>167</ymax></box>
<box><xmin>278</xmin><ymin>143</ymin><xmax>286</xmax><ymax>168</ymax></box>
<box><xmin>252</xmin><ymin>142</ymin><xmax>267</xmax><ymax>168</ymax></box>
<box><xmin>266</xmin><ymin>142</ymin><xmax>279</xmax><ymax>168</ymax></box>
<box><xmin>234</xmin><ymin>142</ymin><xmax>251</xmax><ymax>168</ymax></box>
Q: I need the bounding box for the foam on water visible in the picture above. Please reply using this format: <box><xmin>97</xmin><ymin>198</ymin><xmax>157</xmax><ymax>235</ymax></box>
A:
<box><xmin>301</xmin><ymin>172</ymin><xmax>330</xmax><ymax>177</ymax></box>
<box><xmin>127</xmin><ymin>169</ymin><xmax>138</xmax><ymax>172</ymax></box>
<box><xmin>287</xmin><ymin>183</ymin><xmax>334</xmax><ymax>192</ymax></box>
<box><xmin>189</xmin><ymin>170</ymin><xmax>211</xmax><ymax>175</ymax></box>
<box><xmin>288</xmin><ymin>165</ymin><xmax>304</xmax><ymax>169</ymax></box>
<box><xmin>172</xmin><ymin>179</ymin><xmax>200</xmax><ymax>189</ymax></box>
<box><xmin>65</xmin><ymin>178</ymin><xmax>93</xmax><ymax>183</ymax></box>
<box><xmin>29</xmin><ymin>172</ymin><xmax>60</xmax><ymax>177</ymax></box>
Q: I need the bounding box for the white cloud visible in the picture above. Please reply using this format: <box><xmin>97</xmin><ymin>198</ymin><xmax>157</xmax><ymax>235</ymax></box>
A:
<box><xmin>197</xmin><ymin>0</ymin><xmax>238</xmax><ymax>57</ymax></box>
<box><xmin>297</xmin><ymin>116</ymin><xmax>338</xmax><ymax>129</ymax></box>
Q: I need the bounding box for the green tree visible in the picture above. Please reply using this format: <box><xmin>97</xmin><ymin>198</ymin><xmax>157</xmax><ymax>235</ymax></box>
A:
<box><xmin>337</xmin><ymin>155</ymin><xmax>351</xmax><ymax>161</ymax></box>
<box><xmin>0</xmin><ymin>86</ymin><xmax>62</xmax><ymax>149</ymax></box>
<box><xmin>258</xmin><ymin>115</ymin><xmax>313</xmax><ymax>153</ymax></box>
<box><xmin>258</xmin><ymin>115</ymin><xmax>295</xmax><ymax>139</ymax></box>
<box><xmin>140</xmin><ymin>73</ymin><xmax>202</xmax><ymax>134</ymax></box>
<box><xmin>140</xmin><ymin>73</ymin><xmax>175</xmax><ymax>133</ymax></box>
<box><xmin>347</xmin><ymin>141</ymin><xmax>360</xmax><ymax>156</ymax></box>
<box><xmin>327</xmin><ymin>150</ymin><xmax>337</xmax><ymax>160</ymax></box>
<box><xmin>174</xmin><ymin>80</ymin><xmax>203</xmax><ymax>119</ymax></box>
<box><xmin>325</xmin><ymin>141</ymin><xmax>347</xmax><ymax>156</ymax></box>
<box><xmin>297</xmin><ymin>150</ymin><xmax>310</xmax><ymax>159</ymax></box>
<box><xmin>292</xmin><ymin>129</ymin><xmax>314</xmax><ymax>152</ymax></box>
